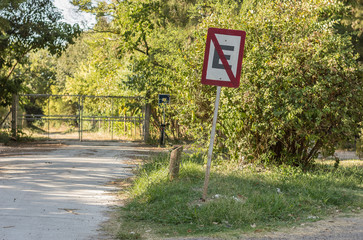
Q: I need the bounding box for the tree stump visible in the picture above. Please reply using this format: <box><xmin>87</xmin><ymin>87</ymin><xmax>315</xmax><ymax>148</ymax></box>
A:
<box><xmin>169</xmin><ymin>146</ymin><xmax>183</xmax><ymax>181</ymax></box>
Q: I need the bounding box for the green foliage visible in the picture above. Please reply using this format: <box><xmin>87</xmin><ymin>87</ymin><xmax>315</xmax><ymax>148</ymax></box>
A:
<box><xmin>54</xmin><ymin>34</ymin><xmax>91</xmax><ymax>94</ymax></box>
<box><xmin>0</xmin><ymin>0</ymin><xmax>80</xmax><ymax>107</ymax></box>
<box><xmin>19</xmin><ymin>49</ymin><xmax>57</xmax><ymax>95</ymax></box>
<box><xmin>53</xmin><ymin>32</ymin><xmax>131</xmax><ymax>97</ymax></box>
<box><xmin>341</xmin><ymin>0</ymin><xmax>363</xmax><ymax>61</ymax></box>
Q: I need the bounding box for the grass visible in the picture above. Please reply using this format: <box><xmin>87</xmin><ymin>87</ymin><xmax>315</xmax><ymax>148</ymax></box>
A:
<box><xmin>114</xmin><ymin>152</ymin><xmax>363</xmax><ymax>239</ymax></box>
<box><xmin>0</xmin><ymin>130</ymin><xmax>45</xmax><ymax>144</ymax></box>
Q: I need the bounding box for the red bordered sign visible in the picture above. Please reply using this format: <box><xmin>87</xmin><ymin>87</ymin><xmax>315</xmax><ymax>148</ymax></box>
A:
<box><xmin>201</xmin><ymin>28</ymin><xmax>246</xmax><ymax>88</ymax></box>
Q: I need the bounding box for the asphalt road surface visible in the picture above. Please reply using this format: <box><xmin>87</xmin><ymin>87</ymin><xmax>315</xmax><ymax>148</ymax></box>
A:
<box><xmin>0</xmin><ymin>141</ymin><xmax>158</xmax><ymax>240</ymax></box>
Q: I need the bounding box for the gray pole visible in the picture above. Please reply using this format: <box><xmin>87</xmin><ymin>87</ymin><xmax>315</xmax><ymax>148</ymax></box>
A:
<box><xmin>202</xmin><ymin>86</ymin><xmax>222</xmax><ymax>200</ymax></box>
<box><xmin>78</xmin><ymin>96</ymin><xmax>81</xmax><ymax>141</ymax></box>
<box><xmin>111</xmin><ymin>98</ymin><xmax>114</xmax><ymax>140</ymax></box>
<box><xmin>80</xmin><ymin>97</ymin><xmax>84</xmax><ymax>142</ymax></box>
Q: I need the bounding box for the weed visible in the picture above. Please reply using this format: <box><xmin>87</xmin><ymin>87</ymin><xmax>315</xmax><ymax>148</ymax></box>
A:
<box><xmin>116</xmin><ymin>231</ymin><xmax>142</xmax><ymax>240</ymax></box>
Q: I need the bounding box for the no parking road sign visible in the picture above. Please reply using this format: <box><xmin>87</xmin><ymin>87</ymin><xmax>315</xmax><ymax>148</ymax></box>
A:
<box><xmin>201</xmin><ymin>28</ymin><xmax>246</xmax><ymax>88</ymax></box>
<box><xmin>201</xmin><ymin>27</ymin><xmax>246</xmax><ymax>201</ymax></box>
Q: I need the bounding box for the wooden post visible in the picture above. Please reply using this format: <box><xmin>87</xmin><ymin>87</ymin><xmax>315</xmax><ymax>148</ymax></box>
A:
<box><xmin>144</xmin><ymin>103</ymin><xmax>151</xmax><ymax>142</ymax></box>
<box><xmin>11</xmin><ymin>94</ymin><xmax>18</xmax><ymax>138</ymax></box>
<box><xmin>168</xmin><ymin>146</ymin><xmax>183</xmax><ymax>181</ymax></box>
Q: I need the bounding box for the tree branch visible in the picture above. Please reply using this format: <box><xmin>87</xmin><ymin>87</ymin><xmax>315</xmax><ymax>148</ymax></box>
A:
<box><xmin>6</xmin><ymin>61</ymin><xmax>19</xmax><ymax>79</ymax></box>
<box><xmin>6</xmin><ymin>48</ymin><xmax>32</xmax><ymax>80</ymax></box>
<box><xmin>305</xmin><ymin>139</ymin><xmax>322</xmax><ymax>164</ymax></box>
<box><xmin>90</xmin><ymin>29</ymin><xmax>119</xmax><ymax>34</ymax></box>
<box><xmin>143</xmin><ymin>34</ymin><xmax>149</xmax><ymax>56</ymax></box>
<box><xmin>134</xmin><ymin>47</ymin><xmax>146</xmax><ymax>55</ymax></box>
<box><xmin>0</xmin><ymin>110</ymin><xmax>11</xmax><ymax>128</ymax></box>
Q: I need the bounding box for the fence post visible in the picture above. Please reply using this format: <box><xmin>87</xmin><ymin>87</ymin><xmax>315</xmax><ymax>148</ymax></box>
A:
<box><xmin>78</xmin><ymin>96</ymin><xmax>81</xmax><ymax>141</ymax></box>
<box><xmin>144</xmin><ymin>103</ymin><xmax>151</xmax><ymax>142</ymax></box>
<box><xmin>111</xmin><ymin>98</ymin><xmax>114</xmax><ymax>140</ymax></box>
<box><xmin>80</xmin><ymin>96</ymin><xmax>84</xmax><ymax>142</ymax></box>
<box><xmin>11</xmin><ymin>94</ymin><xmax>18</xmax><ymax>138</ymax></box>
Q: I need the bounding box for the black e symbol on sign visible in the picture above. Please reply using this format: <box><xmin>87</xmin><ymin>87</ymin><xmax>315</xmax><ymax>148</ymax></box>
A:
<box><xmin>212</xmin><ymin>45</ymin><xmax>234</xmax><ymax>70</ymax></box>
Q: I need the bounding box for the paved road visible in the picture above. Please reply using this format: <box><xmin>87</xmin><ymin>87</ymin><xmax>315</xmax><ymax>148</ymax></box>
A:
<box><xmin>0</xmin><ymin>141</ymin><xmax>157</xmax><ymax>240</ymax></box>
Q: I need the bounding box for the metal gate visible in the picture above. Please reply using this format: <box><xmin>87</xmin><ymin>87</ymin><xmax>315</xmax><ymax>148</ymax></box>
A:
<box><xmin>17</xmin><ymin>94</ymin><xmax>147</xmax><ymax>141</ymax></box>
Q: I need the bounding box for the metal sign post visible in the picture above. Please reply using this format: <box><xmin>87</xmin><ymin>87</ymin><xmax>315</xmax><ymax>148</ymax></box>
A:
<box><xmin>202</xmin><ymin>86</ymin><xmax>221</xmax><ymax>200</ymax></box>
<box><xmin>201</xmin><ymin>28</ymin><xmax>246</xmax><ymax>200</ymax></box>
<box><xmin>158</xmin><ymin>94</ymin><xmax>170</xmax><ymax>146</ymax></box>
<box><xmin>160</xmin><ymin>103</ymin><xmax>166</xmax><ymax>146</ymax></box>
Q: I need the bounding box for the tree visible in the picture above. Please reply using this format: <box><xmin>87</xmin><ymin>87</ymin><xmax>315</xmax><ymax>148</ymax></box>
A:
<box><xmin>0</xmin><ymin>0</ymin><xmax>80</xmax><ymax>107</ymax></box>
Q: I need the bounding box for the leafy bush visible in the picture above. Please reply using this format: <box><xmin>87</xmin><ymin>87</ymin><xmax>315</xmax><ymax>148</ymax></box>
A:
<box><xmin>180</xmin><ymin>0</ymin><xmax>363</xmax><ymax>167</ymax></box>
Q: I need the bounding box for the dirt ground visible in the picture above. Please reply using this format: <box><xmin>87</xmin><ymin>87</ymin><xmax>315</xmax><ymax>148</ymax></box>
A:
<box><xmin>165</xmin><ymin>211</ymin><xmax>363</xmax><ymax>240</ymax></box>
<box><xmin>239</xmin><ymin>212</ymin><xmax>363</xmax><ymax>240</ymax></box>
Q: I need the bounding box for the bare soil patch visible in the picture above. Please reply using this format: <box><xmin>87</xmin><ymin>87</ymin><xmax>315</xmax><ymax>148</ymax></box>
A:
<box><xmin>242</xmin><ymin>211</ymin><xmax>363</xmax><ymax>240</ymax></box>
<box><xmin>0</xmin><ymin>141</ymin><xmax>63</xmax><ymax>157</ymax></box>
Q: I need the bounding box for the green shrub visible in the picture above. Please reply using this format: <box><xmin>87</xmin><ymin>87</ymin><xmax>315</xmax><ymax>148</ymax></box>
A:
<box><xmin>177</xmin><ymin>0</ymin><xmax>363</xmax><ymax>168</ymax></box>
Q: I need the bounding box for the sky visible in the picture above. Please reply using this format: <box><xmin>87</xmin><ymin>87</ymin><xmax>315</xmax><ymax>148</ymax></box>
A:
<box><xmin>53</xmin><ymin>0</ymin><xmax>96</xmax><ymax>29</ymax></box>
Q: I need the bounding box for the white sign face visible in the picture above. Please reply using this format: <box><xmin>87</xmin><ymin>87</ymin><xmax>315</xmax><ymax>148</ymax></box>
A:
<box><xmin>206</xmin><ymin>34</ymin><xmax>241</xmax><ymax>82</ymax></box>
<box><xmin>201</xmin><ymin>28</ymin><xmax>246</xmax><ymax>88</ymax></box>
